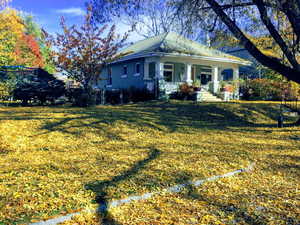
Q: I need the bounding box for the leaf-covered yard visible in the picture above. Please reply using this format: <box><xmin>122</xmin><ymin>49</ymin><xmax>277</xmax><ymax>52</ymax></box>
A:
<box><xmin>0</xmin><ymin>101</ymin><xmax>299</xmax><ymax>224</ymax></box>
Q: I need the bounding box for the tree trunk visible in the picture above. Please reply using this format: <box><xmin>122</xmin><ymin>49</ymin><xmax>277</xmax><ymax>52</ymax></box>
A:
<box><xmin>205</xmin><ymin>0</ymin><xmax>300</xmax><ymax>84</ymax></box>
<box><xmin>83</xmin><ymin>83</ymin><xmax>96</xmax><ymax>107</ymax></box>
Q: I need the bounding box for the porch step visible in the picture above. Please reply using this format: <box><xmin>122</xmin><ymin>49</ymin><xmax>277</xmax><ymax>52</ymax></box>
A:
<box><xmin>199</xmin><ymin>90</ymin><xmax>223</xmax><ymax>102</ymax></box>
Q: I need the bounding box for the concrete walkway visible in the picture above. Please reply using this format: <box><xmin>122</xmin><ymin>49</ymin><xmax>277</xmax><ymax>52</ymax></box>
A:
<box><xmin>31</xmin><ymin>163</ymin><xmax>255</xmax><ymax>225</ymax></box>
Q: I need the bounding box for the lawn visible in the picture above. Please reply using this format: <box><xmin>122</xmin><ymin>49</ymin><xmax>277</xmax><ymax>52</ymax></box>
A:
<box><xmin>0</xmin><ymin>101</ymin><xmax>299</xmax><ymax>224</ymax></box>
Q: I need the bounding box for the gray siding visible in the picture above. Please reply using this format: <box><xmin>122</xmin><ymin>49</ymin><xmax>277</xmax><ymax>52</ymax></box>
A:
<box><xmin>97</xmin><ymin>58</ymin><xmax>146</xmax><ymax>90</ymax></box>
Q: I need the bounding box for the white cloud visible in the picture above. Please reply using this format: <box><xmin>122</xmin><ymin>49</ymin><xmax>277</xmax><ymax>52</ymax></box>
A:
<box><xmin>54</xmin><ymin>7</ymin><xmax>85</xmax><ymax>16</ymax></box>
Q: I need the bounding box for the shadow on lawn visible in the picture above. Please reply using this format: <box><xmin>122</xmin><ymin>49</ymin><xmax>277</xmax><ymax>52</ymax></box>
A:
<box><xmin>180</xmin><ymin>175</ymin><xmax>299</xmax><ymax>225</ymax></box>
<box><xmin>180</xmin><ymin>184</ymin><xmax>268</xmax><ymax>225</ymax></box>
<box><xmin>0</xmin><ymin>101</ymin><xmax>289</xmax><ymax>137</ymax></box>
<box><xmin>85</xmin><ymin>147</ymin><xmax>161</xmax><ymax>225</ymax></box>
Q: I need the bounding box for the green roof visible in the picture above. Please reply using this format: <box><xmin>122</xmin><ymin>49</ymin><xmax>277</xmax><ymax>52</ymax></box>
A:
<box><xmin>119</xmin><ymin>32</ymin><xmax>249</xmax><ymax>64</ymax></box>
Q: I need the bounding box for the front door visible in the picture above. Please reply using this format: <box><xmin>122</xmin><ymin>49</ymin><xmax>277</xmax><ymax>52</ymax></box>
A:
<box><xmin>200</xmin><ymin>73</ymin><xmax>212</xmax><ymax>90</ymax></box>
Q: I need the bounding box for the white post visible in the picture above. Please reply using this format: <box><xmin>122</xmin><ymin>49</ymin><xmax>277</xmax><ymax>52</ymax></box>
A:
<box><xmin>218</xmin><ymin>68</ymin><xmax>224</xmax><ymax>82</ymax></box>
<box><xmin>144</xmin><ymin>61</ymin><xmax>150</xmax><ymax>80</ymax></box>
<box><xmin>156</xmin><ymin>61</ymin><xmax>164</xmax><ymax>79</ymax></box>
<box><xmin>233</xmin><ymin>67</ymin><xmax>239</xmax><ymax>99</ymax></box>
<box><xmin>185</xmin><ymin>63</ymin><xmax>192</xmax><ymax>84</ymax></box>
<box><xmin>233</xmin><ymin>67</ymin><xmax>239</xmax><ymax>80</ymax></box>
<box><xmin>212</xmin><ymin>66</ymin><xmax>219</xmax><ymax>94</ymax></box>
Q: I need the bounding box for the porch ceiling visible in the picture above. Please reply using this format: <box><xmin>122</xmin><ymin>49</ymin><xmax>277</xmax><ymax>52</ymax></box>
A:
<box><xmin>160</xmin><ymin>54</ymin><xmax>250</xmax><ymax>69</ymax></box>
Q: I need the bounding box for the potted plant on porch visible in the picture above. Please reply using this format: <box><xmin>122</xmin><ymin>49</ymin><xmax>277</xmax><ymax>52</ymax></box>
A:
<box><xmin>220</xmin><ymin>81</ymin><xmax>234</xmax><ymax>101</ymax></box>
<box><xmin>192</xmin><ymin>80</ymin><xmax>201</xmax><ymax>92</ymax></box>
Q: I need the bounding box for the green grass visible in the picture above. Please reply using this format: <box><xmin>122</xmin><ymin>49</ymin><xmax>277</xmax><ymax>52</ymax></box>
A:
<box><xmin>0</xmin><ymin>101</ymin><xmax>299</xmax><ymax>224</ymax></box>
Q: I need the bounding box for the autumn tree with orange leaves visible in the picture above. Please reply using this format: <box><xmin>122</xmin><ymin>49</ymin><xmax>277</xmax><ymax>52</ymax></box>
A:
<box><xmin>47</xmin><ymin>7</ymin><xmax>129</xmax><ymax>105</ymax></box>
<box><xmin>15</xmin><ymin>33</ymin><xmax>44</xmax><ymax>68</ymax></box>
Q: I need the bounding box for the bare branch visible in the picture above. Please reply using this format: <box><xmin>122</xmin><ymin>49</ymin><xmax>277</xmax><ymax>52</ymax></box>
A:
<box><xmin>254</xmin><ymin>0</ymin><xmax>300</xmax><ymax>70</ymax></box>
<box><xmin>205</xmin><ymin>0</ymin><xmax>300</xmax><ymax>83</ymax></box>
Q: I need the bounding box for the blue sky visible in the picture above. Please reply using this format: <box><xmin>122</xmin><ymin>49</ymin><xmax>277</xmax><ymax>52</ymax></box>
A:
<box><xmin>11</xmin><ymin>0</ymin><xmax>86</xmax><ymax>34</ymax></box>
<box><xmin>10</xmin><ymin>0</ymin><xmax>140</xmax><ymax>41</ymax></box>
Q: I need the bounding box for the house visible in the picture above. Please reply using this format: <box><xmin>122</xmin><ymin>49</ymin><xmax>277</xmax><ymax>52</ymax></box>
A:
<box><xmin>96</xmin><ymin>32</ymin><xmax>251</xmax><ymax>101</ymax></box>
<box><xmin>223</xmin><ymin>47</ymin><xmax>262</xmax><ymax>79</ymax></box>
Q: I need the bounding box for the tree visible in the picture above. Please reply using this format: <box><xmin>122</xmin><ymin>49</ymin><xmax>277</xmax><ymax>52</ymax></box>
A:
<box><xmin>0</xmin><ymin>0</ymin><xmax>11</xmax><ymax>9</ymax></box>
<box><xmin>22</xmin><ymin>15</ymin><xmax>56</xmax><ymax>73</ymax></box>
<box><xmin>46</xmin><ymin>7</ymin><xmax>129</xmax><ymax>106</ymax></box>
<box><xmin>15</xmin><ymin>33</ymin><xmax>44</xmax><ymax>68</ymax></box>
<box><xmin>89</xmin><ymin>0</ymin><xmax>300</xmax><ymax>84</ymax></box>
<box><xmin>0</xmin><ymin>8</ymin><xmax>24</xmax><ymax>66</ymax></box>
<box><xmin>0</xmin><ymin>9</ymin><xmax>55</xmax><ymax>72</ymax></box>
<box><xmin>89</xmin><ymin>0</ymin><xmax>208</xmax><ymax>41</ymax></box>
<box><xmin>13</xmin><ymin>68</ymin><xmax>65</xmax><ymax>106</ymax></box>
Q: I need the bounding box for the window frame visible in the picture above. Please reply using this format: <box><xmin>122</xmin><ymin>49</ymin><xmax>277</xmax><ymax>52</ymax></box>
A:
<box><xmin>121</xmin><ymin>65</ymin><xmax>128</xmax><ymax>78</ymax></box>
<box><xmin>148</xmin><ymin>62</ymin><xmax>156</xmax><ymax>79</ymax></box>
<box><xmin>134</xmin><ymin>63</ymin><xmax>141</xmax><ymax>76</ymax></box>
<box><xmin>163</xmin><ymin>63</ymin><xmax>174</xmax><ymax>82</ymax></box>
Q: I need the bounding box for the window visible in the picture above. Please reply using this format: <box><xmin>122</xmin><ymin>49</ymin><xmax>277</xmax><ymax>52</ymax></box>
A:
<box><xmin>164</xmin><ymin>64</ymin><xmax>173</xmax><ymax>70</ymax></box>
<box><xmin>199</xmin><ymin>65</ymin><xmax>212</xmax><ymax>85</ymax></box>
<box><xmin>149</xmin><ymin>62</ymin><xmax>156</xmax><ymax>78</ymax></box>
<box><xmin>107</xmin><ymin>67</ymin><xmax>112</xmax><ymax>86</ymax></box>
<box><xmin>200</xmin><ymin>74</ymin><xmax>212</xmax><ymax>85</ymax></box>
<box><xmin>122</xmin><ymin>65</ymin><xmax>127</xmax><ymax>78</ymax></box>
<box><xmin>135</xmin><ymin>63</ymin><xmax>140</xmax><ymax>75</ymax></box>
<box><xmin>163</xmin><ymin>63</ymin><xmax>173</xmax><ymax>82</ymax></box>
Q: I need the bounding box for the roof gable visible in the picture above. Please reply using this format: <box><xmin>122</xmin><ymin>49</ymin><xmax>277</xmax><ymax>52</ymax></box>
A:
<box><xmin>119</xmin><ymin>32</ymin><xmax>250</xmax><ymax>64</ymax></box>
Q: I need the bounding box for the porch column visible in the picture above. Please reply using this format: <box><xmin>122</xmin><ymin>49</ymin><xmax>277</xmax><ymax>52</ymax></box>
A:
<box><xmin>218</xmin><ymin>68</ymin><xmax>224</xmax><ymax>81</ymax></box>
<box><xmin>144</xmin><ymin>61</ymin><xmax>150</xmax><ymax>80</ymax></box>
<box><xmin>233</xmin><ymin>67</ymin><xmax>239</xmax><ymax>99</ymax></box>
<box><xmin>185</xmin><ymin>63</ymin><xmax>192</xmax><ymax>84</ymax></box>
<box><xmin>156</xmin><ymin>61</ymin><xmax>164</xmax><ymax>80</ymax></box>
<box><xmin>233</xmin><ymin>67</ymin><xmax>239</xmax><ymax>80</ymax></box>
<box><xmin>212</xmin><ymin>66</ymin><xmax>219</xmax><ymax>94</ymax></box>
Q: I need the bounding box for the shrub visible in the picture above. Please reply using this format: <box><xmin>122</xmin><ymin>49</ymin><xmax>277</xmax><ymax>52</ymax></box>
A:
<box><xmin>172</xmin><ymin>83</ymin><xmax>200</xmax><ymax>100</ymax></box>
<box><xmin>240</xmin><ymin>78</ymin><xmax>300</xmax><ymax>101</ymax></box>
<box><xmin>66</xmin><ymin>88</ymin><xmax>101</xmax><ymax>107</ymax></box>
<box><xmin>13</xmin><ymin>69</ymin><xmax>66</xmax><ymax>106</ymax></box>
<box><xmin>220</xmin><ymin>80</ymin><xmax>240</xmax><ymax>93</ymax></box>
<box><xmin>105</xmin><ymin>87</ymin><xmax>155</xmax><ymax>105</ymax></box>
<box><xmin>105</xmin><ymin>89</ymin><xmax>121</xmax><ymax>105</ymax></box>
<box><xmin>179</xmin><ymin>83</ymin><xmax>194</xmax><ymax>95</ymax></box>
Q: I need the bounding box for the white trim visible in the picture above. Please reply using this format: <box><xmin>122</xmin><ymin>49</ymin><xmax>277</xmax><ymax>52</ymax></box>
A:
<box><xmin>212</xmin><ymin>66</ymin><xmax>219</xmax><ymax>94</ymax></box>
<box><xmin>134</xmin><ymin>73</ymin><xmax>140</xmax><ymax>76</ymax></box>
<box><xmin>201</xmin><ymin>71</ymin><xmax>212</xmax><ymax>75</ymax></box>
<box><xmin>184</xmin><ymin>63</ymin><xmax>193</xmax><ymax>84</ymax></box>
<box><xmin>121</xmin><ymin>75</ymin><xmax>128</xmax><ymax>78</ymax></box>
<box><xmin>163</xmin><ymin>63</ymin><xmax>174</xmax><ymax>82</ymax></box>
<box><xmin>144</xmin><ymin>61</ymin><xmax>150</xmax><ymax>80</ymax></box>
<box><xmin>156</xmin><ymin>61</ymin><xmax>164</xmax><ymax>79</ymax></box>
<box><xmin>106</xmin><ymin>85</ymin><xmax>112</xmax><ymax>88</ymax></box>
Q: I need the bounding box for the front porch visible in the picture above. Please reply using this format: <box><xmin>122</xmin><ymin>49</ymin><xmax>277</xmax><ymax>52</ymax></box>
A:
<box><xmin>144</xmin><ymin>56</ymin><xmax>241</xmax><ymax>100</ymax></box>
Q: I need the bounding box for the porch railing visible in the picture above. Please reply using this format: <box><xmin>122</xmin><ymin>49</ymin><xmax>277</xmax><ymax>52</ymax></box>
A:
<box><xmin>164</xmin><ymin>82</ymin><xmax>183</xmax><ymax>94</ymax></box>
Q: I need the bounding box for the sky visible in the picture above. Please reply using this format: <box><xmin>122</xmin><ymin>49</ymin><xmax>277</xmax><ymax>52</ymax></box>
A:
<box><xmin>9</xmin><ymin>0</ymin><xmax>142</xmax><ymax>42</ymax></box>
